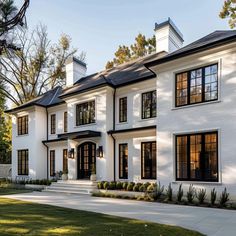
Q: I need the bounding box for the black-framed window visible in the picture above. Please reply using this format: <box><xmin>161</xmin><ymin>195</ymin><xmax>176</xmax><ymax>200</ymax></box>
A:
<box><xmin>63</xmin><ymin>149</ymin><xmax>68</xmax><ymax>173</ymax></box>
<box><xmin>176</xmin><ymin>131</ymin><xmax>218</xmax><ymax>182</ymax></box>
<box><xmin>119</xmin><ymin>97</ymin><xmax>127</xmax><ymax>123</ymax></box>
<box><xmin>141</xmin><ymin>142</ymin><xmax>156</xmax><ymax>179</ymax></box>
<box><xmin>76</xmin><ymin>101</ymin><xmax>95</xmax><ymax>126</ymax></box>
<box><xmin>17</xmin><ymin>115</ymin><xmax>28</xmax><ymax>135</ymax></box>
<box><xmin>119</xmin><ymin>144</ymin><xmax>128</xmax><ymax>179</ymax></box>
<box><xmin>64</xmin><ymin>112</ymin><xmax>68</xmax><ymax>133</ymax></box>
<box><xmin>142</xmin><ymin>91</ymin><xmax>156</xmax><ymax>119</ymax></box>
<box><xmin>176</xmin><ymin>64</ymin><xmax>218</xmax><ymax>107</ymax></box>
<box><xmin>18</xmin><ymin>149</ymin><xmax>28</xmax><ymax>175</ymax></box>
<box><xmin>50</xmin><ymin>150</ymin><xmax>55</xmax><ymax>177</ymax></box>
<box><xmin>50</xmin><ymin>114</ymin><xmax>56</xmax><ymax>134</ymax></box>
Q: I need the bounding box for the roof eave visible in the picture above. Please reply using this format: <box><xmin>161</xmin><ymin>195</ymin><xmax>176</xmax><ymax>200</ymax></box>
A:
<box><xmin>145</xmin><ymin>35</ymin><xmax>236</xmax><ymax>68</ymax></box>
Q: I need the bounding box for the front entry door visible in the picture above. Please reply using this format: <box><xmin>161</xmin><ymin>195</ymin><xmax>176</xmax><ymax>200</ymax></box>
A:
<box><xmin>77</xmin><ymin>142</ymin><xmax>96</xmax><ymax>179</ymax></box>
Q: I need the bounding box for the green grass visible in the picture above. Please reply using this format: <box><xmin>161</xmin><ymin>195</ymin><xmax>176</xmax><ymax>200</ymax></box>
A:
<box><xmin>0</xmin><ymin>198</ymin><xmax>203</xmax><ymax>236</ymax></box>
<box><xmin>0</xmin><ymin>188</ymin><xmax>32</xmax><ymax>195</ymax></box>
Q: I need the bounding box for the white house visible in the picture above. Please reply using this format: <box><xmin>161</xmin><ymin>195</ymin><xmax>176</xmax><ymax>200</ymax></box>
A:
<box><xmin>6</xmin><ymin>18</ymin><xmax>236</xmax><ymax>197</ymax></box>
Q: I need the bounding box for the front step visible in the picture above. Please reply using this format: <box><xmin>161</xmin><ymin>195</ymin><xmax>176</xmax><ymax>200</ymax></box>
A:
<box><xmin>43</xmin><ymin>180</ymin><xmax>97</xmax><ymax>195</ymax></box>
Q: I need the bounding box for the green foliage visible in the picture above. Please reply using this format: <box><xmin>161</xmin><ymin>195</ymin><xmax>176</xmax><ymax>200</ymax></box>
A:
<box><xmin>108</xmin><ymin>181</ymin><xmax>116</xmax><ymax>190</ymax></box>
<box><xmin>103</xmin><ymin>181</ymin><xmax>109</xmax><ymax>190</ymax></box>
<box><xmin>219</xmin><ymin>0</ymin><xmax>236</xmax><ymax>28</ymax></box>
<box><xmin>122</xmin><ymin>182</ymin><xmax>128</xmax><ymax>190</ymax></box>
<box><xmin>97</xmin><ymin>181</ymin><xmax>103</xmax><ymax>189</ymax></box>
<box><xmin>210</xmin><ymin>188</ymin><xmax>217</xmax><ymax>205</ymax></box>
<box><xmin>139</xmin><ymin>184</ymin><xmax>146</xmax><ymax>192</ymax></box>
<box><xmin>133</xmin><ymin>183</ymin><xmax>141</xmax><ymax>192</ymax></box>
<box><xmin>166</xmin><ymin>183</ymin><xmax>173</xmax><ymax>201</ymax></box>
<box><xmin>219</xmin><ymin>187</ymin><xmax>230</xmax><ymax>206</ymax></box>
<box><xmin>127</xmin><ymin>182</ymin><xmax>135</xmax><ymax>191</ymax></box>
<box><xmin>0</xmin><ymin>24</ymin><xmax>81</xmax><ymax>107</ymax></box>
<box><xmin>196</xmin><ymin>188</ymin><xmax>206</xmax><ymax>204</ymax></box>
<box><xmin>105</xmin><ymin>33</ymin><xmax>156</xmax><ymax>69</ymax></box>
<box><xmin>186</xmin><ymin>185</ymin><xmax>196</xmax><ymax>203</ymax></box>
<box><xmin>177</xmin><ymin>184</ymin><xmax>184</xmax><ymax>202</ymax></box>
<box><xmin>115</xmin><ymin>181</ymin><xmax>122</xmax><ymax>190</ymax></box>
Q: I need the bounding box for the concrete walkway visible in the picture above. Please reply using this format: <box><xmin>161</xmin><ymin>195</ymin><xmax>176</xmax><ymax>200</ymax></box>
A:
<box><xmin>3</xmin><ymin>191</ymin><xmax>236</xmax><ymax>236</ymax></box>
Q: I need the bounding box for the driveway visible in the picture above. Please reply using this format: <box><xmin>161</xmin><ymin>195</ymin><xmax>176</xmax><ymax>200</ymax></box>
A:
<box><xmin>4</xmin><ymin>191</ymin><xmax>236</xmax><ymax>236</ymax></box>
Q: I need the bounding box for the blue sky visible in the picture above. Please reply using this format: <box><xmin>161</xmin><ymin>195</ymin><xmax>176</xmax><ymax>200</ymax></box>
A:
<box><xmin>16</xmin><ymin>0</ymin><xmax>229</xmax><ymax>74</ymax></box>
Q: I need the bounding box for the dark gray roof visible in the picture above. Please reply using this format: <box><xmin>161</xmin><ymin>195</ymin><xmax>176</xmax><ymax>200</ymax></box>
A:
<box><xmin>7</xmin><ymin>30</ymin><xmax>236</xmax><ymax>112</ymax></box>
<box><xmin>146</xmin><ymin>30</ymin><xmax>236</xmax><ymax>67</ymax></box>
<box><xmin>60</xmin><ymin>52</ymin><xmax>166</xmax><ymax>98</ymax></box>
<box><xmin>5</xmin><ymin>86</ymin><xmax>65</xmax><ymax>113</ymax></box>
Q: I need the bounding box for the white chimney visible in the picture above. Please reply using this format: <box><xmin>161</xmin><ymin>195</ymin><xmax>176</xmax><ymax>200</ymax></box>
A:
<box><xmin>65</xmin><ymin>57</ymin><xmax>87</xmax><ymax>87</ymax></box>
<box><xmin>154</xmin><ymin>18</ymin><xmax>184</xmax><ymax>54</ymax></box>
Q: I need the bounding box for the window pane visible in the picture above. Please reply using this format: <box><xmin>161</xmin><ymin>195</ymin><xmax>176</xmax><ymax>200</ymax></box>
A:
<box><xmin>204</xmin><ymin>133</ymin><xmax>218</xmax><ymax>180</ymax></box>
<box><xmin>119</xmin><ymin>144</ymin><xmax>128</xmax><ymax>179</ymax></box>
<box><xmin>18</xmin><ymin>149</ymin><xmax>29</xmax><ymax>175</ymax></box>
<box><xmin>190</xmin><ymin>135</ymin><xmax>202</xmax><ymax>180</ymax></box>
<box><xmin>17</xmin><ymin>116</ymin><xmax>29</xmax><ymax>135</ymax></box>
<box><xmin>176</xmin><ymin>136</ymin><xmax>188</xmax><ymax>179</ymax></box>
<box><xmin>141</xmin><ymin>142</ymin><xmax>156</xmax><ymax>179</ymax></box>
<box><xmin>142</xmin><ymin>91</ymin><xmax>156</xmax><ymax>119</ymax></box>
<box><xmin>176</xmin><ymin>64</ymin><xmax>218</xmax><ymax>106</ymax></box>
<box><xmin>76</xmin><ymin>101</ymin><xmax>95</xmax><ymax>125</ymax></box>
<box><xmin>176</xmin><ymin>132</ymin><xmax>218</xmax><ymax>182</ymax></box>
<box><xmin>119</xmin><ymin>97</ymin><xmax>127</xmax><ymax>123</ymax></box>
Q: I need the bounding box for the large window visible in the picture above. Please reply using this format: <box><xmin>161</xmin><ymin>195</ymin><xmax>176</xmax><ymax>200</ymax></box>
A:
<box><xmin>119</xmin><ymin>144</ymin><xmax>128</xmax><ymax>179</ymax></box>
<box><xmin>76</xmin><ymin>101</ymin><xmax>95</xmax><ymax>126</ymax></box>
<box><xmin>50</xmin><ymin>114</ymin><xmax>56</xmax><ymax>134</ymax></box>
<box><xmin>141</xmin><ymin>142</ymin><xmax>156</xmax><ymax>179</ymax></box>
<box><xmin>63</xmin><ymin>149</ymin><xmax>68</xmax><ymax>173</ymax></box>
<box><xmin>17</xmin><ymin>115</ymin><xmax>28</xmax><ymax>135</ymax></box>
<box><xmin>64</xmin><ymin>112</ymin><xmax>68</xmax><ymax>133</ymax></box>
<box><xmin>50</xmin><ymin>150</ymin><xmax>55</xmax><ymax>177</ymax></box>
<box><xmin>119</xmin><ymin>97</ymin><xmax>127</xmax><ymax>123</ymax></box>
<box><xmin>142</xmin><ymin>91</ymin><xmax>156</xmax><ymax>119</ymax></box>
<box><xmin>176</xmin><ymin>131</ymin><xmax>218</xmax><ymax>182</ymax></box>
<box><xmin>176</xmin><ymin>64</ymin><xmax>218</xmax><ymax>107</ymax></box>
<box><xmin>18</xmin><ymin>149</ymin><xmax>28</xmax><ymax>175</ymax></box>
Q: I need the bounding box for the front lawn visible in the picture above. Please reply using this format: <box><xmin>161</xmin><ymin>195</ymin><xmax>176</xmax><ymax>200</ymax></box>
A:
<box><xmin>0</xmin><ymin>188</ymin><xmax>32</xmax><ymax>195</ymax></box>
<box><xmin>0</xmin><ymin>198</ymin><xmax>203</xmax><ymax>236</ymax></box>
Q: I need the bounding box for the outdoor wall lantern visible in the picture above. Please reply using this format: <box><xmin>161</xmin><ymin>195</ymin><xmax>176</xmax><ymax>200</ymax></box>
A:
<box><xmin>96</xmin><ymin>146</ymin><xmax>103</xmax><ymax>158</ymax></box>
<box><xmin>68</xmin><ymin>148</ymin><xmax>75</xmax><ymax>159</ymax></box>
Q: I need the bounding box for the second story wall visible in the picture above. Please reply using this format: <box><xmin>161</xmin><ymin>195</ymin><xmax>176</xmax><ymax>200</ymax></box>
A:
<box><xmin>115</xmin><ymin>79</ymin><xmax>157</xmax><ymax>130</ymax></box>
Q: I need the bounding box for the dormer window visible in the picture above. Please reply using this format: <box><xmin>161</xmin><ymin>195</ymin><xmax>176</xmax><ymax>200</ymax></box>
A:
<box><xmin>76</xmin><ymin>101</ymin><xmax>95</xmax><ymax>126</ymax></box>
<box><xmin>17</xmin><ymin>115</ymin><xmax>28</xmax><ymax>135</ymax></box>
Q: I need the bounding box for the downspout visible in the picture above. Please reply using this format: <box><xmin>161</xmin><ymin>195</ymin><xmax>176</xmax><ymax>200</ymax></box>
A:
<box><xmin>42</xmin><ymin>107</ymin><xmax>49</xmax><ymax>180</ymax></box>
<box><xmin>112</xmin><ymin>88</ymin><xmax>116</xmax><ymax>182</ymax></box>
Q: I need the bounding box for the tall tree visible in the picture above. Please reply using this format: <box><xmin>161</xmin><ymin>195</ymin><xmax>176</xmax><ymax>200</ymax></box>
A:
<box><xmin>0</xmin><ymin>24</ymin><xmax>84</xmax><ymax>106</ymax></box>
<box><xmin>105</xmin><ymin>33</ymin><xmax>156</xmax><ymax>69</ymax></box>
<box><xmin>0</xmin><ymin>0</ymin><xmax>30</xmax><ymax>52</ymax></box>
<box><xmin>219</xmin><ymin>0</ymin><xmax>236</xmax><ymax>28</ymax></box>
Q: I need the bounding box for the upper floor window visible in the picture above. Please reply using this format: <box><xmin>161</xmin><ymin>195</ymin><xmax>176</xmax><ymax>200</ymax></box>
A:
<box><xmin>64</xmin><ymin>112</ymin><xmax>68</xmax><ymax>133</ymax></box>
<box><xmin>176</xmin><ymin>64</ymin><xmax>218</xmax><ymax>107</ymax></box>
<box><xmin>142</xmin><ymin>91</ymin><xmax>156</xmax><ymax>119</ymax></box>
<box><xmin>17</xmin><ymin>115</ymin><xmax>28</xmax><ymax>135</ymax></box>
<box><xmin>119</xmin><ymin>97</ymin><xmax>127</xmax><ymax>123</ymax></box>
<box><xmin>76</xmin><ymin>100</ymin><xmax>95</xmax><ymax>126</ymax></box>
<box><xmin>176</xmin><ymin>131</ymin><xmax>218</xmax><ymax>182</ymax></box>
<box><xmin>18</xmin><ymin>149</ymin><xmax>28</xmax><ymax>175</ymax></box>
<box><xmin>50</xmin><ymin>114</ymin><xmax>56</xmax><ymax>134</ymax></box>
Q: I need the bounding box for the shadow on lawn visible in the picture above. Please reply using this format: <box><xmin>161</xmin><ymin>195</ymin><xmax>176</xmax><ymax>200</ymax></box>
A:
<box><xmin>0</xmin><ymin>198</ymin><xmax>203</xmax><ymax>236</ymax></box>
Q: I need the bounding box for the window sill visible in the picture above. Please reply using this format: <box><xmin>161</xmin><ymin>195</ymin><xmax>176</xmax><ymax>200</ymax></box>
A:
<box><xmin>16</xmin><ymin>134</ymin><xmax>29</xmax><ymax>138</ymax></box>
<box><xmin>138</xmin><ymin>117</ymin><xmax>156</xmax><ymax>122</ymax></box>
<box><xmin>172</xmin><ymin>181</ymin><xmax>222</xmax><ymax>185</ymax></box>
<box><xmin>116</xmin><ymin>122</ymin><xmax>128</xmax><ymax>125</ymax></box>
<box><xmin>171</xmin><ymin>100</ymin><xmax>221</xmax><ymax>110</ymax></box>
<box><xmin>74</xmin><ymin>122</ymin><xmax>96</xmax><ymax>128</ymax></box>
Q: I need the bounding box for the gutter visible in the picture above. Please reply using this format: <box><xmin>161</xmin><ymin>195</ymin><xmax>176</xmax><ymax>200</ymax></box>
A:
<box><xmin>42</xmin><ymin>107</ymin><xmax>49</xmax><ymax>180</ymax></box>
<box><xmin>110</xmin><ymin>88</ymin><xmax>116</xmax><ymax>182</ymax></box>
